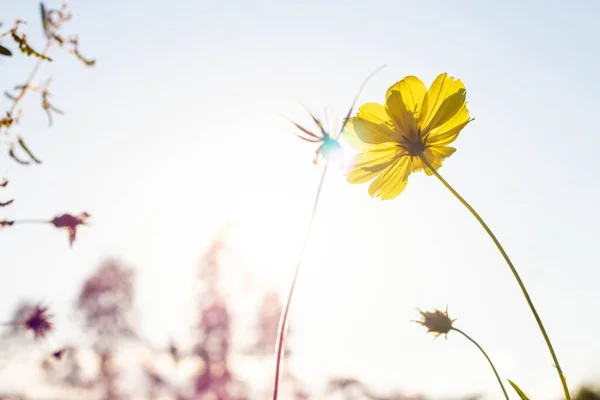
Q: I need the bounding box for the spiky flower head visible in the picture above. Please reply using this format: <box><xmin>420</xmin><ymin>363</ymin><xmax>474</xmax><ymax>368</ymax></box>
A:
<box><xmin>24</xmin><ymin>304</ymin><xmax>54</xmax><ymax>340</ymax></box>
<box><xmin>51</xmin><ymin>211</ymin><xmax>90</xmax><ymax>247</ymax></box>
<box><xmin>415</xmin><ymin>307</ymin><xmax>455</xmax><ymax>339</ymax></box>
<box><xmin>291</xmin><ymin>108</ymin><xmax>345</xmax><ymax>166</ymax></box>
<box><xmin>291</xmin><ymin>65</ymin><xmax>386</xmax><ymax>166</ymax></box>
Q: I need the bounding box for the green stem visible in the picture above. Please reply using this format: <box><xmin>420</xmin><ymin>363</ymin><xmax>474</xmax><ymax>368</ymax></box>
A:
<box><xmin>419</xmin><ymin>154</ymin><xmax>571</xmax><ymax>400</ymax></box>
<box><xmin>451</xmin><ymin>327</ymin><xmax>509</xmax><ymax>400</ymax></box>
<box><xmin>272</xmin><ymin>165</ymin><xmax>328</xmax><ymax>400</ymax></box>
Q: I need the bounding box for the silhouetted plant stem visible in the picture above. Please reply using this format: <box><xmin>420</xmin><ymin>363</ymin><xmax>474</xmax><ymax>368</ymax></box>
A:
<box><xmin>451</xmin><ymin>327</ymin><xmax>509</xmax><ymax>400</ymax></box>
<box><xmin>10</xmin><ymin>218</ymin><xmax>49</xmax><ymax>224</ymax></box>
<box><xmin>7</xmin><ymin>41</ymin><xmax>51</xmax><ymax>117</ymax></box>
<box><xmin>1</xmin><ymin>218</ymin><xmax>49</xmax><ymax>228</ymax></box>
<box><xmin>419</xmin><ymin>154</ymin><xmax>571</xmax><ymax>400</ymax></box>
<box><xmin>272</xmin><ymin>165</ymin><xmax>328</xmax><ymax>400</ymax></box>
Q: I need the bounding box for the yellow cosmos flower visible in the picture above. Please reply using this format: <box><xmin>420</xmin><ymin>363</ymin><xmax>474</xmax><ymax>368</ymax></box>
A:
<box><xmin>343</xmin><ymin>73</ymin><xmax>473</xmax><ymax>200</ymax></box>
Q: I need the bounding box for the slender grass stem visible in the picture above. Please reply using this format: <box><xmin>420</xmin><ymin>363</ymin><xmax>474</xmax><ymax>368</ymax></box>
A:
<box><xmin>272</xmin><ymin>165</ymin><xmax>328</xmax><ymax>400</ymax></box>
<box><xmin>1</xmin><ymin>219</ymin><xmax>50</xmax><ymax>228</ymax></box>
<box><xmin>419</xmin><ymin>154</ymin><xmax>571</xmax><ymax>400</ymax></box>
<box><xmin>451</xmin><ymin>327</ymin><xmax>509</xmax><ymax>400</ymax></box>
<box><xmin>6</xmin><ymin>41</ymin><xmax>52</xmax><ymax>119</ymax></box>
<box><xmin>10</xmin><ymin>219</ymin><xmax>49</xmax><ymax>224</ymax></box>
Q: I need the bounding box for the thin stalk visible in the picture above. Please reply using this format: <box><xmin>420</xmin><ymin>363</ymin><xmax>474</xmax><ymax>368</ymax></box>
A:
<box><xmin>272</xmin><ymin>165</ymin><xmax>328</xmax><ymax>400</ymax></box>
<box><xmin>8</xmin><ymin>41</ymin><xmax>52</xmax><ymax>115</ymax></box>
<box><xmin>10</xmin><ymin>219</ymin><xmax>49</xmax><ymax>224</ymax></box>
<box><xmin>451</xmin><ymin>327</ymin><xmax>509</xmax><ymax>400</ymax></box>
<box><xmin>419</xmin><ymin>154</ymin><xmax>571</xmax><ymax>400</ymax></box>
<box><xmin>1</xmin><ymin>40</ymin><xmax>52</xmax><ymax>137</ymax></box>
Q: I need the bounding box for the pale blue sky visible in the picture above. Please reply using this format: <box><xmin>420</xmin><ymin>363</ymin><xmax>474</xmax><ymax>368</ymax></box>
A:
<box><xmin>2</xmin><ymin>1</ymin><xmax>600</xmax><ymax>399</ymax></box>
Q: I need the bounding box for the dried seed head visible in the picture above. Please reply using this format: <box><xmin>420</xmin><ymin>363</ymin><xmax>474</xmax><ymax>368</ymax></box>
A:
<box><xmin>320</xmin><ymin>137</ymin><xmax>343</xmax><ymax>164</ymax></box>
<box><xmin>415</xmin><ymin>307</ymin><xmax>455</xmax><ymax>338</ymax></box>
<box><xmin>51</xmin><ymin>212</ymin><xmax>90</xmax><ymax>247</ymax></box>
<box><xmin>24</xmin><ymin>304</ymin><xmax>53</xmax><ymax>340</ymax></box>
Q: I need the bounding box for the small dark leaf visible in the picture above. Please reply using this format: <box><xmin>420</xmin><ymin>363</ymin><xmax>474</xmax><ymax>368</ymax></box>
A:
<box><xmin>51</xmin><ymin>33</ymin><xmax>64</xmax><ymax>46</ymax></box>
<box><xmin>9</xmin><ymin>148</ymin><xmax>30</xmax><ymax>165</ymax></box>
<box><xmin>0</xmin><ymin>44</ymin><xmax>12</xmax><ymax>56</ymax></box>
<box><xmin>0</xmin><ymin>199</ymin><xmax>14</xmax><ymax>207</ymax></box>
<box><xmin>17</xmin><ymin>137</ymin><xmax>42</xmax><ymax>164</ymax></box>
<box><xmin>508</xmin><ymin>380</ymin><xmax>530</xmax><ymax>400</ymax></box>
<box><xmin>0</xmin><ymin>115</ymin><xmax>13</xmax><ymax>127</ymax></box>
<box><xmin>40</xmin><ymin>3</ymin><xmax>50</xmax><ymax>37</ymax></box>
<box><xmin>11</xmin><ymin>32</ymin><xmax>52</xmax><ymax>61</ymax></box>
<box><xmin>44</xmin><ymin>108</ymin><xmax>53</xmax><ymax>127</ymax></box>
<box><xmin>50</xmin><ymin>104</ymin><xmax>64</xmax><ymax>114</ymax></box>
<box><xmin>71</xmin><ymin>48</ymin><xmax>95</xmax><ymax>67</ymax></box>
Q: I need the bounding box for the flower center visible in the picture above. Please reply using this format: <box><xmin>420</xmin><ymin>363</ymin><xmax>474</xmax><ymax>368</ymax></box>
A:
<box><xmin>320</xmin><ymin>137</ymin><xmax>343</xmax><ymax>162</ymax></box>
<box><xmin>406</xmin><ymin>137</ymin><xmax>425</xmax><ymax>156</ymax></box>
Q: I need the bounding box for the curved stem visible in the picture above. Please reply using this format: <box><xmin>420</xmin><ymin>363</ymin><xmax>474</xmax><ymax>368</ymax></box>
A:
<box><xmin>272</xmin><ymin>165</ymin><xmax>328</xmax><ymax>400</ymax></box>
<box><xmin>451</xmin><ymin>327</ymin><xmax>509</xmax><ymax>400</ymax></box>
<box><xmin>419</xmin><ymin>154</ymin><xmax>571</xmax><ymax>400</ymax></box>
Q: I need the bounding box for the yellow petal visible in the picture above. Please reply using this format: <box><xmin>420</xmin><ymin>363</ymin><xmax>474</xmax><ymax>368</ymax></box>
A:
<box><xmin>347</xmin><ymin>145</ymin><xmax>402</xmax><ymax>184</ymax></box>
<box><xmin>386</xmin><ymin>76</ymin><xmax>427</xmax><ymax>115</ymax></box>
<box><xmin>422</xmin><ymin>146</ymin><xmax>456</xmax><ymax>176</ymax></box>
<box><xmin>352</xmin><ymin>119</ymin><xmax>396</xmax><ymax>144</ymax></box>
<box><xmin>419</xmin><ymin>73</ymin><xmax>467</xmax><ymax>133</ymax></box>
<box><xmin>368</xmin><ymin>156</ymin><xmax>411</xmax><ymax>200</ymax></box>
<box><xmin>425</xmin><ymin>102</ymin><xmax>472</xmax><ymax>147</ymax></box>
<box><xmin>342</xmin><ymin>119</ymin><xmax>379</xmax><ymax>151</ymax></box>
<box><xmin>356</xmin><ymin>102</ymin><xmax>391</xmax><ymax>124</ymax></box>
<box><xmin>409</xmin><ymin>155</ymin><xmax>424</xmax><ymax>172</ymax></box>
<box><xmin>352</xmin><ymin>103</ymin><xmax>397</xmax><ymax>144</ymax></box>
<box><xmin>385</xmin><ymin>76</ymin><xmax>426</xmax><ymax>141</ymax></box>
<box><xmin>347</xmin><ymin>163</ymin><xmax>390</xmax><ymax>184</ymax></box>
<box><xmin>429</xmin><ymin>146</ymin><xmax>456</xmax><ymax>158</ymax></box>
<box><xmin>352</xmin><ymin>145</ymin><xmax>404</xmax><ymax>169</ymax></box>
<box><xmin>425</xmin><ymin>90</ymin><xmax>466</xmax><ymax>133</ymax></box>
